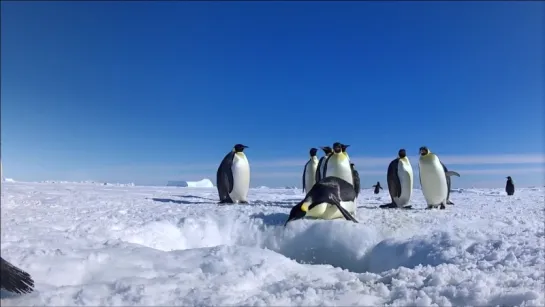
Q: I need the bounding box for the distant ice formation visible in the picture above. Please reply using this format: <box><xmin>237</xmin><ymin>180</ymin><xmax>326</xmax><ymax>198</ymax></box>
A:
<box><xmin>167</xmin><ymin>178</ymin><xmax>214</xmax><ymax>188</ymax></box>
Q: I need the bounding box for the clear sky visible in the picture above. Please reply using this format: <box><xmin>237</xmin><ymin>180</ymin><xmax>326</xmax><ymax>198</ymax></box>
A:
<box><xmin>1</xmin><ymin>1</ymin><xmax>544</xmax><ymax>188</ymax></box>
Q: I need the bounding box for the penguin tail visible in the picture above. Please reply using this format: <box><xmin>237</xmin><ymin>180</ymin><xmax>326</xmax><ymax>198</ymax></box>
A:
<box><xmin>447</xmin><ymin>200</ymin><xmax>455</xmax><ymax>205</ymax></box>
<box><xmin>0</xmin><ymin>257</ymin><xmax>35</xmax><ymax>294</ymax></box>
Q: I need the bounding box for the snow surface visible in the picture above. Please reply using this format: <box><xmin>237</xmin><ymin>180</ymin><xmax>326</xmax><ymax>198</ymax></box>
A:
<box><xmin>1</xmin><ymin>181</ymin><xmax>544</xmax><ymax>306</ymax></box>
<box><xmin>167</xmin><ymin>178</ymin><xmax>214</xmax><ymax>188</ymax></box>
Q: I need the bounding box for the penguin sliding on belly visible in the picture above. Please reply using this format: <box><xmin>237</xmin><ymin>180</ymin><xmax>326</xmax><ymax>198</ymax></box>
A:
<box><xmin>323</xmin><ymin>142</ymin><xmax>354</xmax><ymax>185</ymax></box>
<box><xmin>381</xmin><ymin>149</ymin><xmax>414</xmax><ymax>209</ymax></box>
<box><xmin>285</xmin><ymin>176</ymin><xmax>359</xmax><ymax>225</ymax></box>
<box><xmin>302</xmin><ymin>148</ymin><xmax>319</xmax><ymax>193</ymax></box>
<box><xmin>315</xmin><ymin>146</ymin><xmax>333</xmax><ymax>183</ymax></box>
<box><xmin>418</xmin><ymin>146</ymin><xmax>459</xmax><ymax>209</ymax></box>
<box><xmin>1</xmin><ymin>256</ymin><xmax>34</xmax><ymax>294</ymax></box>
<box><xmin>216</xmin><ymin>144</ymin><xmax>250</xmax><ymax>204</ymax></box>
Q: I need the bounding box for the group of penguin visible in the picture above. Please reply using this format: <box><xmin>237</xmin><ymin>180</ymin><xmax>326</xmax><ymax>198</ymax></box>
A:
<box><xmin>216</xmin><ymin>142</ymin><xmax>465</xmax><ymax>226</ymax></box>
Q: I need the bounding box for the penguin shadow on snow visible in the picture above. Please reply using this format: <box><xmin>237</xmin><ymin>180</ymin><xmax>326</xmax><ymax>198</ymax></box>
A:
<box><xmin>149</xmin><ymin>197</ymin><xmax>204</xmax><ymax>205</ymax></box>
<box><xmin>172</xmin><ymin>194</ymin><xmax>217</xmax><ymax>201</ymax></box>
<box><xmin>250</xmin><ymin>212</ymin><xmax>290</xmax><ymax>226</ymax></box>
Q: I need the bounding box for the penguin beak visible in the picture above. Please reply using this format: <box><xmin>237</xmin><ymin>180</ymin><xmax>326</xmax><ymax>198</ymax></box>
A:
<box><xmin>242</xmin><ymin>145</ymin><xmax>249</xmax><ymax>148</ymax></box>
<box><xmin>284</xmin><ymin>201</ymin><xmax>308</xmax><ymax>226</ymax></box>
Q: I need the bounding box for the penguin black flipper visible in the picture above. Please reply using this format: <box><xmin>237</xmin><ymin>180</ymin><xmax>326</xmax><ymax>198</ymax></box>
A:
<box><xmin>0</xmin><ymin>257</ymin><xmax>34</xmax><ymax>294</ymax></box>
<box><xmin>387</xmin><ymin>158</ymin><xmax>402</xmax><ymax>200</ymax></box>
<box><xmin>319</xmin><ymin>177</ymin><xmax>358</xmax><ymax>223</ymax></box>
<box><xmin>315</xmin><ymin>157</ymin><xmax>324</xmax><ymax>183</ymax></box>
<box><xmin>216</xmin><ymin>151</ymin><xmax>235</xmax><ymax>203</ymax></box>
<box><xmin>302</xmin><ymin>161</ymin><xmax>308</xmax><ymax>194</ymax></box>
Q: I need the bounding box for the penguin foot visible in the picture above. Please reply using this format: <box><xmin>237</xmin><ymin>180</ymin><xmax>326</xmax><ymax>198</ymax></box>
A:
<box><xmin>402</xmin><ymin>205</ymin><xmax>412</xmax><ymax>209</ymax></box>
<box><xmin>439</xmin><ymin>204</ymin><xmax>446</xmax><ymax>210</ymax></box>
<box><xmin>379</xmin><ymin>203</ymin><xmax>398</xmax><ymax>209</ymax></box>
<box><xmin>239</xmin><ymin>200</ymin><xmax>249</xmax><ymax>204</ymax></box>
<box><xmin>426</xmin><ymin>205</ymin><xmax>433</xmax><ymax>210</ymax></box>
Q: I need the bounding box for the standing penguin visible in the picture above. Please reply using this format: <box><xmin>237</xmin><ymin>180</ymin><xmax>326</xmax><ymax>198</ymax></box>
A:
<box><xmin>372</xmin><ymin>181</ymin><xmax>383</xmax><ymax>194</ymax></box>
<box><xmin>216</xmin><ymin>144</ymin><xmax>251</xmax><ymax>204</ymax></box>
<box><xmin>441</xmin><ymin>163</ymin><xmax>460</xmax><ymax>204</ymax></box>
<box><xmin>350</xmin><ymin>162</ymin><xmax>360</xmax><ymax>197</ymax></box>
<box><xmin>285</xmin><ymin>176</ymin><xmax>358</xmax><ymax>225</ymax></box>
<box><xmin>303</xmin><ymin>148</ymin><xmax>319</xmax><ymax>194</ymax></box>
<box><xmin>1</xmin><ymin>257</ymin><xmax>34</xmax><ymax>294</ymax></box>
<box><xmin>418</xmin><ymin>146</ymin><xmax>458</xmax><ymax>209</ymax></box>
<box><xmin>380</xmin><ymin>149</ymin><xmax>414</xmax><ymax>209</ymax></box>
<box><xmin>323</xmin><ymin>142</ymin><xmax>354</xmax><ymax>185</ymax></box>
<box><xmin>505</xmin><ymin>176</ymin><xmax>515</xmax><ymax>195</ymax></box>
<box><xmin>315</xmin><ymin>146</ymin><xmax>333</xmax><ymax>183</ymax></box>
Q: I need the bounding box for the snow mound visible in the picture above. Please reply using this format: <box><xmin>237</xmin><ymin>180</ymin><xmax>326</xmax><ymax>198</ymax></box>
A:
<box><xmin>167</xmin><ymin>178</ymin><xmax>214</xmax><ymax>188</ymax></box>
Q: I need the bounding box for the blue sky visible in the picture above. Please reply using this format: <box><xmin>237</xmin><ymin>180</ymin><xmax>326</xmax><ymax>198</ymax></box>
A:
<box><xmin>1</xmin><ymin>1</ymin><xmax>544</xmax><ymax>188</ymax></box>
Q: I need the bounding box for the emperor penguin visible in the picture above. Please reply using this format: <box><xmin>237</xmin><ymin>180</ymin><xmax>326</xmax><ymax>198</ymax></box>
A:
<box><xmin>285</xmin><ymin>176</ymin><xmax>359</xmax><ymax>225</ymax></box>
<box><xmin>1</xmin><ymin>257</ymin><xmax>34</xmax><ymax>294</ymax></box>
<box><xmin>372</xmin><ymin>181</ymin><xmax>383</xmax><ymax>194</ymax></box>
<box><xmin>323</xmin><ymin>142</ymin><xmax>354</xmax><ymax>185</ymax></box>
<box><xmin>216</xmin><ymin>144</ymin><xmax>250</xmax><ymax>204</ymax></box>
<box><xmin>441</xmin><ymin>163</ymin><xmax>460</xmax><ymax>204</ymax></box>
<box><xmin>381</xmin><ymin>149</ymin><xmax>414</xmax><ymax>209</ymax></box>
<box><xmin>350</xmin><ymin>162</ymin><xmax>360</xmax><ymax>197</ymax></box>
<box><xmin>315</xmin><ymin>146</ymin><xmax>333</xmax><ymax>183</ymax></box>
<box><xmin>505</xmin><ymin>176</ymin><xmax>515</xmax><ymax>196</ymax></box>
<box><xmin>302</xmin><ymin>148</ymin><xmax>319</xmax><ymax>193</ymax></box>
<box><xmin>418</xmin><ymin>146</ymin><xmax>459</xmax><ymax>209</ymax></box>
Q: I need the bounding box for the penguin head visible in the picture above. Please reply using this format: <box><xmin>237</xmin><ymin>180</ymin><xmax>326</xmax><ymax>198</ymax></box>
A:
<box><xmin>419</xmin><ymin>146</ymin><xmax>430</xmax><ymax>156</ymax></box>
<box><xmin>398</xmin><ymin>149</ymin><xmax>407</xmax><ymax>158</ymax></box>
<box><xmin>320</xmin><ymin>146</ymin><xmax>333</xmax><ymax>155</ymax></box>
<box><xmin>309</xmin><ymin>148</ymin><xmax>318</xmax><ymax>157</ymax></box>
<box><xmin>285</xmin><ymin>195</ymin><xmax>327</xmax><ymax>226</ymax></box>
<box><xmin>332</xmin><ymin>142</ymin><xmax>343</xmax><ymax>154</ymax></box>
<box><xmin>341</xmin><ymin>144</ymin><xmax>350</xmax><ymax>152</ymax></box>
<box><xmin>233</xmin><ymin>144</ymin><xmax>249</xmax><ymax>153</ymax></box>
<box><xmin>506</xmin><ymin>176</ymin><xmax>512</xmax><ymax>180</ymax></box>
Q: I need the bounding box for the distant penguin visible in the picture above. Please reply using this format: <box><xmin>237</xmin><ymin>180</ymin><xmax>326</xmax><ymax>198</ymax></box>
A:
<box><xmin>441</xmin><ymin>163</ymin><xmax>460</xmax><ymax>204</ymax></box>
<box><xmin>341</xmin><ymin>144</ymin><xmax>350</xmax><ymax>160</ymax></box>
<box><xmin>1</xmin><ymin>257</ymin><xmax>34</xmax><ymax>294</ymax></box>
<box><xmin>505</xmin><ymin>176</ymin><xmax>515</xmax><ymax>196</ymax></box>
<box><xmin>372</xmin><ymin>181</ymin><xmax>383</xmax><ymax>194</ymax></box>
<box><xmin>216</xmin><ymin>144</ymin><xmax>250</xmax><ymax>204</ymax></box>
<box><xmin>303</xmin><ymin>148</ymin><xmax>319</xmax><ymax>194</ymax></box>
<box><xmin>323</xmin><ymin>142</ymin><xmax>354</xmax><ymax>185</ymax></box>
<box><xmin>418</xmin><ymin>146</ymin><xmax>459</xmax><ymax>209</ymax></box>
<box><xmin>315</xmin><ymin>146</ymin><xmax>333</xmax><ymax>183</ymax></box>
<box><xmin>350</xmin><ymin>162</ymin><xmax>360</xmax><ymax>197</ymax></box>
<box><xmin>380</xmin><ymin>149</ymin><xmax>414</xmax><ymax>209</ymax></box>
<box><xmin>285</xmin><ymin>176</ymin><xmax>358</xmax><ymax>225</ymax></box>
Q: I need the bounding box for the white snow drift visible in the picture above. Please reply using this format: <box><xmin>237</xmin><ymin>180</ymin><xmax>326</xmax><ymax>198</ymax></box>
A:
<box><xmin>0</xmin><ymin>181</ymin><xmax>543</xmax><ymax>306</ymax></box>
<box><xmin>166</xmin><ymin>178</ymin><xmax>214</xmax><ymax>188</ymax></box>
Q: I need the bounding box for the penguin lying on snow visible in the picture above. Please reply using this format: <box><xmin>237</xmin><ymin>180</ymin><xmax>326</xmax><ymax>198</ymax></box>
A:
<box><xmin>216</xmin><ymin>144</ymin><xmax>251</xmax><ymax>204</ymax></box>
<box><xmin>285</xmin><ymin>176</ymin><xmax>359</xmax><ymax>226</ymax></box>
<box><xmin>1</xmin><ymin>257</ymin><xmax>34</xmax><ymax>294</ymax></box>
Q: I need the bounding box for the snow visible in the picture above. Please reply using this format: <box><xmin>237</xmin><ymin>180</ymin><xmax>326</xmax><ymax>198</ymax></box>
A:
<box><xmin>166</xmin><ymin>178</ymin><xmax>214</xmax><ymax>188</ymax></box>
<box><xmin>1</xmin><ymin>181</ymin><xmax>544</xmax><ymax>306</ymax></box>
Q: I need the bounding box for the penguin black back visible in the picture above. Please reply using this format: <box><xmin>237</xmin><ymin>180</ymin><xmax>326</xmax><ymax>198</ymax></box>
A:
<box><xmin>373</xmin><ymin>181</ymin><xmax>382</xmax><ymax>194</ymax></box>
<box><xmin>1</xmin><ymin>257</ymin><xmax>34</xmax><ymax>294</ymax></box>
<box><xmin>505</xmin><ymin>176</ymin><xmax>515</xmax><ymax>196</ymax></box>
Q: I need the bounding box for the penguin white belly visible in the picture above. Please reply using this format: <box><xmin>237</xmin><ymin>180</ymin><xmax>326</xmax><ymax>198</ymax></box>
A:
<box><xmin>326</xmin><ymin>154</ymin><xmax>353</xmax><ymax>184</ymax></box>
<box><xmin>304</xmin><ymin>158</ymin><xmax>319</xmax><ymax>193</ymax></box>
<box><xmin>394</xmin><ymin>160</ymin><xmax>413</xmax><ymax>207</ymax></box>
<box><xmin>229</xmin><ymin>154</ymin><xmax>250</xmax><ymax>203</ymax></box>
<box><xmin>419</xmin><ymin>158</ymin><xmax>448</xmax><ymax>206</ymax></box>
<box><xmin>307</xmin><ymin>201</ymin><xmax>356</xmax><ymax>220</ymax></box>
